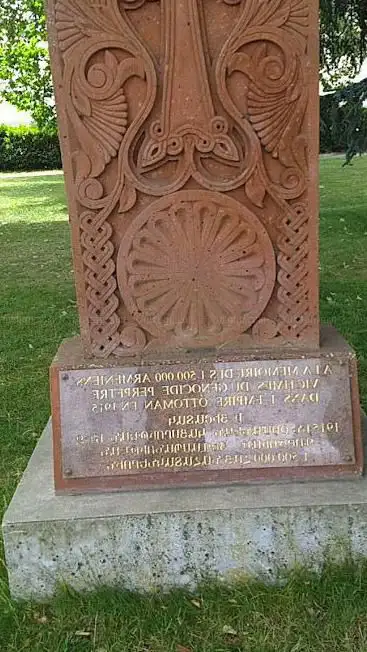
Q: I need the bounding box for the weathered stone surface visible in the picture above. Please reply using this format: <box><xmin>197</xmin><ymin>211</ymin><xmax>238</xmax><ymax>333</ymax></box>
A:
<box><xmin>3</xmin><ymin>417</ymin><xmax>367</xmax><ymax>601</ymax></box>
<box><xmin>47</xmin><ymin>0</ymin><xmax>320</xmax><ymax>357</ymax></box>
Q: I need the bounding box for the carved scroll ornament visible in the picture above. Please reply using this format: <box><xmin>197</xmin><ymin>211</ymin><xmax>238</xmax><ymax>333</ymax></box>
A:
<box><xmin>49</xmin><ymin>0</ymin><xmax>318</xmax><ymax>356</ymax></box>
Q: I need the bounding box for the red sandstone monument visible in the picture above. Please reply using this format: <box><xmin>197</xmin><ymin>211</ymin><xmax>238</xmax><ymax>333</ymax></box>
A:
<box><xmin>46</xmin><ymin>0</ymin><xmax>363</xmax><ymax>492</ymax></box>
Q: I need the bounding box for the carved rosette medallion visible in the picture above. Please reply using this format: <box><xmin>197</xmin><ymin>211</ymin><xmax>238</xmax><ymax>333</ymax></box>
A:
<box><xmin>117</xmin><ymin>192</ymin><xmax>275</xmax><ymax>347</ymax></box>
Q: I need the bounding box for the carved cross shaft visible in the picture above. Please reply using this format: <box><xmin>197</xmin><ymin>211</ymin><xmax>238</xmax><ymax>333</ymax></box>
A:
<box><xmin>139</xmin><ymin>0</ymin><xmax>239</xmax><ymax>169</ymax></box>
<box><xmin>161</xmin><ymin>0</ymin><xmax>214</xmax><ymax>135</ymax></box>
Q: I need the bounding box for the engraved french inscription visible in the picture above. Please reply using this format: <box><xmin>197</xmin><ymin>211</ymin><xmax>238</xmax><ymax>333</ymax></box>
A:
<box><xmin>59</xmin><ymin>357</ymin><xmax>356</xmax><ymax>479</ymax></box>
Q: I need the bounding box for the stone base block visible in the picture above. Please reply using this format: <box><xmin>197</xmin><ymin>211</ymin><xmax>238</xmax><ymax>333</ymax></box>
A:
<box><xmin>3</xmin><ymin>418</ymin><xmax>367</xmax><ymax>601</ymax></box>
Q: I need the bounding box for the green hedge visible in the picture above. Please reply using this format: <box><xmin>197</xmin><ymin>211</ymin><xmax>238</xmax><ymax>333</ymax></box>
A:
<box><xmin>0</xmin><ymin>125</ymin><xmax>61</xmax><ymax>172</ymax></box>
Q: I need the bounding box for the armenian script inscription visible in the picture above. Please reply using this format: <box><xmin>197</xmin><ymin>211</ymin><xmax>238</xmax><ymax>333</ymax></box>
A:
<box><xmin>52</xmin><ymin>354</ymin><xmax>361</xmax><ymax>490</ymax></box>
<box><xmin>47</xmin><ymin>0</ymin><xmax>319</xmax><ymax>357</ymax></box>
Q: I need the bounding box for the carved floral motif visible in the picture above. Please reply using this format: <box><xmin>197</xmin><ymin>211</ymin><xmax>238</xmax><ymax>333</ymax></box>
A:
<box><xmin>117</xmin><ymin>192</ymin><xmax>276</xmax><ymax>347</ymax></box>
<box><xmin>48</xmin><ymin>0</ymin><xmax>317</xmax><ymax>356</ymax></box>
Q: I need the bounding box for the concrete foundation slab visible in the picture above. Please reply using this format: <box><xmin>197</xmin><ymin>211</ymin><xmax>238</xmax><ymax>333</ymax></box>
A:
<box><xmin>3</xmin><ymin>419</ymin><xmax>367</xmax><ymax>601</ymax></box>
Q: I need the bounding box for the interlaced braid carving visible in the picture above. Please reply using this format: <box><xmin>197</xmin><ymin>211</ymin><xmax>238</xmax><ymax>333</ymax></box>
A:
<box><xmin>276</xmin><ymin>203</ymin><xmax>310</xmax><ymax>340</ymax></box>
<box><xmin>49</xmin><ymin>0</ymin><xmax>318</xmax><ymax>354</ymax></box>
<box><xmin>80</xmin><ymin>210</ymin><xmax>121</xmax><ymax>357</ymax></box>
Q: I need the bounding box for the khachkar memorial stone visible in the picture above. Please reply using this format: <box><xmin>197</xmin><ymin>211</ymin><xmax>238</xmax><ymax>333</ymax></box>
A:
<box><xmin>47</xmin><ymin>0</ymin><xmax>363</xmax><ymax>492</ymax></box>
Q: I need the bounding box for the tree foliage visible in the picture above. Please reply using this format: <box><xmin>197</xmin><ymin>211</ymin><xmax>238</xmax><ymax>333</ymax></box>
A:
<box><xmin>0</xmin><ymin>0</ymin><xmax>366</xmax><ymax>134</ymax></box>
<box><xmin>319</xmin><ymin>1</ymin><xmax>367</xmax><ymax>161</ymax></box>
<box><xmin>320</xmin><ymin>0</ymin><xmax>367</xmax><ymax>88</ymax></box>
<box><xmin>0</xmin><ymin>0</ymin><xmax>54</xmax><ymax>129</ymax></box>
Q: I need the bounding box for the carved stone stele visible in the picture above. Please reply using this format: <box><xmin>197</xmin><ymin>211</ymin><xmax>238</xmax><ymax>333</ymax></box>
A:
<box><xmin>47</xmin><ymin>0</ymin><xmax>319</xmax><ymax>357</ymax></box>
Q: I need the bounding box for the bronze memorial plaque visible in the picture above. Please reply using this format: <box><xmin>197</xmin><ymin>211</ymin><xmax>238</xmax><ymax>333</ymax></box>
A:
<box><xmin>51</xmin><ymin>335</ymin><xmax>362</xmax><ymax>492</ymax></box>
<box><xmin>47</xmin><ymin>0</ymin><xmax>363</xmax><ymax>492</ymax></box>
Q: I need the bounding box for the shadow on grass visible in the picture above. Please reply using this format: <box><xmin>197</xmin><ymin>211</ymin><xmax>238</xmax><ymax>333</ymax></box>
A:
<box><xmin>1</xmin><ymin>561</ymin><xmax>367</xmax><ymax>651</ymax></box>
<box><xmin>0</xmin><ymin>175</ymin><xmax>67</xmax><ymax>218</ymax></box>
<box><xmin>0</xmin><ymin>219</ymin><xmax>74</xmax><ymax>285</ymax></box>
<box><xmin>0</xmin><ymin>220</ymin><xmax>78</xmax><ymax>514</ymax></box>
<box><xmin>0</xmin><ymin>175</ymin><xmax>64</xmax><ymax>190</ymax></box>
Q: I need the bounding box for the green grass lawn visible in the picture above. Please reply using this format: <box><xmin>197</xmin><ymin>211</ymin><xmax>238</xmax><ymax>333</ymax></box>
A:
<box><xmin>0</xmin><ymin>158</ymin><xmax>367</xmax><ymax>651</ymax></box>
